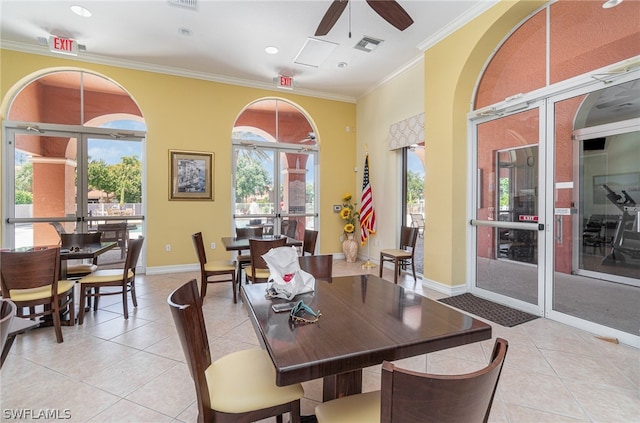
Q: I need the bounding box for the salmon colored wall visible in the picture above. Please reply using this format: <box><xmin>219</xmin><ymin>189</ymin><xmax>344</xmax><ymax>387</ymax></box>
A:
<box><xmin>1</xmin><ymin>51</ymin><xmax>356</xmax><ymax>269</ymax></box>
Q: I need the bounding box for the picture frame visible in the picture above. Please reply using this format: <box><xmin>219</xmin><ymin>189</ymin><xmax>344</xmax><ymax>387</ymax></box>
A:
<box><xmin>169</xmin><ymin>150</ymin><xmax>214</xmax><ymax>201</ymax></box>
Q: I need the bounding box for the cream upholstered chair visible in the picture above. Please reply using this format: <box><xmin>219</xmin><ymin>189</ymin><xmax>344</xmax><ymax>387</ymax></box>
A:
<box><xmin>316</xmin><ymin>338</ymin><xmax>509</xmax><ymax>423</ymax></box>
<box><xmin>77</xmin><ymin>237</ymin><xmax>144</xmax><ymax>324</ymax></box>
<box><xmin>235</xmin><ymin>226</ymin><xmax>264</xmax><ymax>294</ymax></box>
<box><xmin>0</xmin><ymin>247</ymin><xmax>74</xmax><ymax>343</ymax></box>
<box><xmin>379</xmin><ymin>226</ymin><xmax>419</xmax><ymax>284</ymax></box>
<box><xmin>168</xmin><ymin>279</ymin><xmax>303</xmax><ymax>423</ymax></box>
<box><xmin>192</xmin><ymin>232</ymin><xmax>237</xmax><ymax>303</ymax></box>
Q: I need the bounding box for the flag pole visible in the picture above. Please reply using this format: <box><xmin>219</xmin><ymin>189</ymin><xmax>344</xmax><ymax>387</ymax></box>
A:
<box><xmin>362</xmin><ymin>241</ymin><xmax>376</xmax><ymax>269</ymax></box>
<box><xmin>360</xmin><ymin>149</ymin><xmax>376</xmax><ymax>269</ymax></box>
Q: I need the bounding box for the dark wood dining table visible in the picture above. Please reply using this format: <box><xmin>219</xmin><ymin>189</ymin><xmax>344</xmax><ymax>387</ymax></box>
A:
<box><xmin>60</xmin><ymin>241</ymin><xmax>117</xmax><ymax>279</ymax></box>
<box><xmin>221</xmin><ymin>234</ymin><xmax>302</xmax><ymax>251</ymax></box>
<box><xmin>241</xmin><ymin>274</ymin><xmax>492</xmax><ymax>401</ymax></box>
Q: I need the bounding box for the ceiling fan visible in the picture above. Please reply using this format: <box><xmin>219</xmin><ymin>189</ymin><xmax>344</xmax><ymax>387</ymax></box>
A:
<box><xmin>315</xmin><ymin>0</ymin><xmax>414</xmax><ymax>36</ymax></box>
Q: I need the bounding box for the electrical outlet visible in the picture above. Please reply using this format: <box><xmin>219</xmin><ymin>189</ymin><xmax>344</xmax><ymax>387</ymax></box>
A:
<box><xmin>333</xmin><ymin>205</ymin><xmax>342</xmax><ymax>213</ymax></box>
<box><xmin>210</xmin><ymin>242</ymin><xmax>216</xmax><ymax>250</ymax></box>
<box><xmin>165</xmin><ymin>244</ymin><xmax>171</xmax><ymax>252</ymax></box>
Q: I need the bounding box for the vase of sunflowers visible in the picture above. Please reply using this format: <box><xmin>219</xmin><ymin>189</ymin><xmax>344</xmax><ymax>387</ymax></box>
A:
<box><xmin>339</xmin><ymin>194</ymin><xmax>359</xmax><ymax>263</ymax></box>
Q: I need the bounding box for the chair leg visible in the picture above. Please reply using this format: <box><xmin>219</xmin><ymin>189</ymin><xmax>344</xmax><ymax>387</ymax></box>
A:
<box><xmin>378</xmin><ymin>255</ymin><xmax>384</xmax><ymax>278</ymax></box>
<box><xmin>93</xmin><ymin>287</ymin><xmax>100</xmax><ymax>311</ymax></box>
<box><xmin>231</xmin><ymin>272</ymin><xmax>237</xmax><ymax>304</ymax></box>
<box><xmin>411</xmin><ymin>261</ymin><xmax>417</xmax><ymax>282</ymax></box>
<box><xmin>130</xmin><ymin>279</ymin><xmax>138</xmax><ymax>307</ymax></box>
<box><xmin>393</xmin><ymin>259</ymin><xmax>399</xmax><ymax>284</ymax></box>
<box><xmin>78</xmin><ymin>286</ymin><xmax>87</xmax><ymax>325</ymax></box>
<box><xmin>201</xmin><ymin>275</ymin><xmax>208</xmax><ymax>300</ymax></box>
<box><xmin>122</xmin><ymin>287</ymin><xmax>129</xmax><ymax>319</ymax></box>
<box><xmin>52</xmin><ymin>302</ymin><xmax>63</xmax><ymax>343</ymax></box>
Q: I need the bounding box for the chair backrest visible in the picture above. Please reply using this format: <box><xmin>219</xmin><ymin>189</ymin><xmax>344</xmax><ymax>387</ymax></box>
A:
<box><xmin>167</xmin><ymin>279</ymin><xmax>213</xmax><ymax>421</ymax></box>
<box><xmin>49</xmin><ymin>221</ymin><xmax>67</xmax><ymax>236</ymax></box>
<box><xmin>0</xmin><ymin>248</ymin><xmax>60</xmax><ymax>295</ymax></box>
<box><xmin>97</xmin><ymin>222</ymin><xmax>128</xmax><ymax>245</ymax></box>
<box><xmin>399</xmin><ymin>226</ymin><xmax>419</xmax><ymax>253</ymax></box>
<box><xmin>298</xmin><ymin>254</ymin><xmax>332</xmax><ymax>280</ymax></box>
<box><xmin>0</xmin><ymin>299</ymin><xmax>16</xmax><ymax>358</ymax></box>
<box><xmin>302</xmin><ymin>229</ymin><xmax>319</xmax><ymax>256</ymax></box>
<box><xmin>249</xmin><ymin>237</ymin><xmax>287</xmax><ymax>272</ymax></box>
<box><xmin>281</xmin><ymin>219</ymin><xmax>298</xmax><ymax>238</ymax></box>
<box><xmin>60</xmin><ymin>232</ymin><xmax>103</xmax><ymax>248</ymax></box>
<box><xmin>236</xmin><ymin>226</ymin><xmax>264</xmax><ymax>239</ymax></box>
<box><xmin>122</xmin><ymin>237</ymin><xmax>144</xmax><ymax>279</ymax></box>
<box><xmin>410</xmin><ymin>213</ymin><xmax>424</xmax><ymax>228</ymax></box>
<box><xmin>380</xmin><ymin>338</ymin><xmax>508</xmax><ymax>423</ymax></box>
<box><xmin>191</xmin><ymin>232</ymin><xmax>208</xmax><ymax>267</ymax></box>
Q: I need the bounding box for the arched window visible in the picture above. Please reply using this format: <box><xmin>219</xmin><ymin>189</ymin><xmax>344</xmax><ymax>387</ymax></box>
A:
<box><xmin>231</xmin><ymin>98</ymin><xmax>318</xmax><ymax>241</ymax></box>
<box><xmin>3</xmin><ymin>69</ymin><xmax>146</xmax><ymax>268</ymax></box>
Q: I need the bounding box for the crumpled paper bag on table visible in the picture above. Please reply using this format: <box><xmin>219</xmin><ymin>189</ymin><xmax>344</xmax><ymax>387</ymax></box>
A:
<box><xmin>263</xmin><ymin>246</ymin><xmax>315</xmax><ymax>300</ymax></box>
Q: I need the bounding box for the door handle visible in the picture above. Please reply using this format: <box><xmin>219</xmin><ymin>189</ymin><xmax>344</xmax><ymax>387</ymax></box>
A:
<box><xmin>555</xmin><ymin>217</ymin><xmax>562</xmax><ymax>243</ymax></box>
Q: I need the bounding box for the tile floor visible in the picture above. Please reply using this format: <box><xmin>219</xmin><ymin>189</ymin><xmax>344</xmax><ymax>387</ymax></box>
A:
<box><xmin>1</xmin><ymin>260</ymin><xmax>638</xmax><ymax>422</ymax></box>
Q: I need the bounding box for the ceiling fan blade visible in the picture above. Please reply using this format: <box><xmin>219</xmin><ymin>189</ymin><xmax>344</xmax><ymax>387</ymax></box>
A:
<box><xmin>366</xmin><ymin>0</ymin><xmax>414</xmax><ymax>31</ymax></box>
<box><xmin>315</xmin><ymin>0</ymin><xmax>349</xmax><ymax>36</ymax></box>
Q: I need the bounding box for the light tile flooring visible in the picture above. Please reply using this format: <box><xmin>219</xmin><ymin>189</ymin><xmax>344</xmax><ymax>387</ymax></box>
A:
<box><xmin>1</xmin><ymin>260</ymin><xmax>638</xmax><ymax>422</ymax></box>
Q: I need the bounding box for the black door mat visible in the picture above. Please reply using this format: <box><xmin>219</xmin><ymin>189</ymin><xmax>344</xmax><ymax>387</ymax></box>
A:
<box><xmin>438</xmin><ymin>293</ymin><xmax>539</xmax><ymax>327</ymax></box>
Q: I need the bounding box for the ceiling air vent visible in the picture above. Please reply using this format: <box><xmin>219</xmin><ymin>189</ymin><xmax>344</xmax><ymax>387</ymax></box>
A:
<box><xmin>168</xmin><ymin>0</ymin><xmax>198</xmax><ymax>11</ymax></box>
<box><xmin>354</xmin><ymin>36</ymin><xmax>383</xmax><ymax>53</ymax></box>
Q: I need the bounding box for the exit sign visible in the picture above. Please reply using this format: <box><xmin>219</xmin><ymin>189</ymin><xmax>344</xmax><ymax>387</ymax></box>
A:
<box><xmin>277</xmin><ymin>75</ymin><xmax>294</xmax><ymax>90</ymax></box>
<box><xmin>49</xmin><ymin>36</ymin><xmax>78</xmax><ymax>56</ymax></box>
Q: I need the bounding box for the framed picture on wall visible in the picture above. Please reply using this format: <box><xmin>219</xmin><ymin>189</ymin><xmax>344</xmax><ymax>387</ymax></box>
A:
<box><xmin>169</xmin><ymin>150</ymin><xmax>214</xmax><ymax>200</ymax></box>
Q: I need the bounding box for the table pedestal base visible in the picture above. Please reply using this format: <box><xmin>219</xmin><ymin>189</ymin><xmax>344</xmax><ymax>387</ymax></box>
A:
<box><xmin>322</xmin><ymin>369</ymin><xmax>362</xmax><ymax>401</ymax></box>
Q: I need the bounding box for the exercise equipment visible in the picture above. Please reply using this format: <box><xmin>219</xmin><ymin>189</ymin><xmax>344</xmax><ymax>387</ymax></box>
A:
<box><xmin>600</xmin><ymin>184</ymin><xmax>640</xmax><ymax>265</ymax></box>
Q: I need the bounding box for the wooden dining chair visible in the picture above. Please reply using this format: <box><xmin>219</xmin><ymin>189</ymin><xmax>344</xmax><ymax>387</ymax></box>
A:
<box><xmin>191</xmin><ymin>232</ymin><xmax>237</xmax><ymax>303</ymax></box>
<box><xmin>168</xmin><ymin>279</ymin><xmax>303</xmax><ymax>423</ymax></box>
<box><xmin>316</xmin><ymin>338</ymin><xmax>509</xmax><ymax>423</ymax></box>
<box><xmin>246</xmin><ymin>237</ymin><xmax>287</xmax><ymax>284</ymax></box>
<box><xmin>235</xmin><ymin>226</ymin><xmax>264</xmax><ymax>294</ymax></box>
<box><xmin>302</xmin><ymin>229</ymin><xmax>319</xmax><ymax>256</ymax></box>
<box><xmin>281</xmin><ymin>219</ymin><xmax>298</xmax><ymax>238</ymax></box>
<box><xmin>1</xmin><ymin>299</ymin><xmax>16</xmax><ymax>367</ymax></box>
<box><xmin>379</xmin><ymin>226</ymin><xmax>419</xmax><ymax>284</ymax></box>
<box><xmin>77</xmin><ymin>237</ymin><xmax>144</xmax><ymax>324</ymax></box>
<box><xmin>60</xmin><ymin>232</ymin><xmax>103</xmax><ymax>278</ymax></box>
<box><xmin>0</xmin><ymin>247</ymin><xmax>74</xmax><ymax>343</ymax></box>
<box><xmin>298</xmin><ymin>254</ymin><xmax>333</xmax><ymax>281</ymax></box>
<box><xmin>97</xmin><ymin>222</ymin><xmax>128</xmax><ymax>260</ymax></box>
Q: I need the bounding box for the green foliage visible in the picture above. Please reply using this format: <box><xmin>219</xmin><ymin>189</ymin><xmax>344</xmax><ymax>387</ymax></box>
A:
<box><xmin>88</xmin><ymin>156</ymin><xmax>142</xmax><ymax>204</ymax></box>
<box><xmin>499</xmin><ymin>178</ymin><xmax>510</xmax><ymax>208</ymax></box>
<box><xmin>15</xmin><ymin>190</ymin><xmax>33</xmax><ymax>204</ymax></box>
<box><xmin>15</xmin><ymin>162</ymin><xmax>32</xmax><ymax>192</ymax></box>
<box><xmin>235</xmin><ymin>155</ymin><xmax>272</xmax><ymax>202</ymax></box>
<box><xmin>406</xmin><ymin>170</ymin><xmax>424</xmax><ymax>204</ymax></box>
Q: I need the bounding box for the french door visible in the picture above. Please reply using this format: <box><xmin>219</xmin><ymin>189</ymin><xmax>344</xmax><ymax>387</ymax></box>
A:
<box><xmin>232</xmin><ymin>144</ymin><xmax>317</xmax><ymax>239</ymax></box>
<box><xmin>3</xmin><ymin>125</ymin><xmax>145</xmax><ymax>266</ymax></box>
<box><xmin>470</xmin><ymin>76</ymin><xmax>639</xmax><ymax>347</ymax></box>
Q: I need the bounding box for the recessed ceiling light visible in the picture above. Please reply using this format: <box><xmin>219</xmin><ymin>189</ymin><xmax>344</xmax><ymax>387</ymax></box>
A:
<box><xmin>337</xmin><ymin>62</ymin><xmax>348</xmax><ymax>68</ymax></box>
<box><xmin>602</xmin><ymin>0</ymin><xmax>623</xmax><ymax>8</ymax></box>
<box><xmin>179</xmin><ymin>28</ymin><xmax>192</xmax><ymax>37</ymax></box>
<box><xmin>265</xmin><ymin>46</ymin><xmax>279</xmax><ymax>55</ymax></box>
<box><xmin>70</xmin><ymin>5</ymin><xmax>92</xmax><ymax>17</ymax></box>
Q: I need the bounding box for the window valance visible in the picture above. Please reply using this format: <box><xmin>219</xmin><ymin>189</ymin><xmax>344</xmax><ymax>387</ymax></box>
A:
<box><xmin>389</xmin><ymin>113</ymin><xmax>424</xmax><ymax>150</ymax></box>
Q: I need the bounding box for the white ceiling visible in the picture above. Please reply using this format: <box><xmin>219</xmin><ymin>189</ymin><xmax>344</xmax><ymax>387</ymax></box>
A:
<box><xmin>0</xmin><ymin>0</ymin><xmax>498</xmax><ymax>102</ymax></box>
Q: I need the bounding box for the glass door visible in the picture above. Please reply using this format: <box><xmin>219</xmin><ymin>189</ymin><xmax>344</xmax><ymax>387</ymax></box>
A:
<box><xmin>547</xmin><ymin>79</ymin><xmax>639</xmax><ymax>344</ymax></box>
<box><xmin>4</xmin><ymin>128</ymin><xmax>144</xmax><ymax>262</ymax></box>
<box><xmin>471</xmin><ymin>106</ymin><xmax>545</xmax><ymax>315</ymax></box>
<box><xmin>233</xmin><ymin>146</ymin><xmax>317</xmax><ymax>239</ymax></box>
<box><xmin>5</xmin><ymin>128</ymin><xmax>80</xmax><ymax>248</ymax></box>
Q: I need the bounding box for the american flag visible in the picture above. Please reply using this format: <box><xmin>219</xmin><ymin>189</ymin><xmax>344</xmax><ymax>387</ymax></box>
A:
<box><xmin>359</xmin><ymin>155</ymin><xmax>376</xmax><ymax>246</ymax></box>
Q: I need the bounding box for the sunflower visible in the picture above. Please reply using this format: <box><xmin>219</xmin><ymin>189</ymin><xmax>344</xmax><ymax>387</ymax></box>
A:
<box><xmin>338</xmin><ymin>193</ymin><xmax>360</xmax><ymax>237</ymax></box>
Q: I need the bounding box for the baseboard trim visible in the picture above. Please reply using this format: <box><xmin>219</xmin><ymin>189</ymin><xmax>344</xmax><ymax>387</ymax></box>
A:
<box><xmin>421</xmin><ymin>277</ymin><xmax>467</xmax><ymax>297</ymax></box>
<box><xmin>146</xmin><ymin>263</ymin><xmax>198</xmax><ymax>275</ymax></box>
